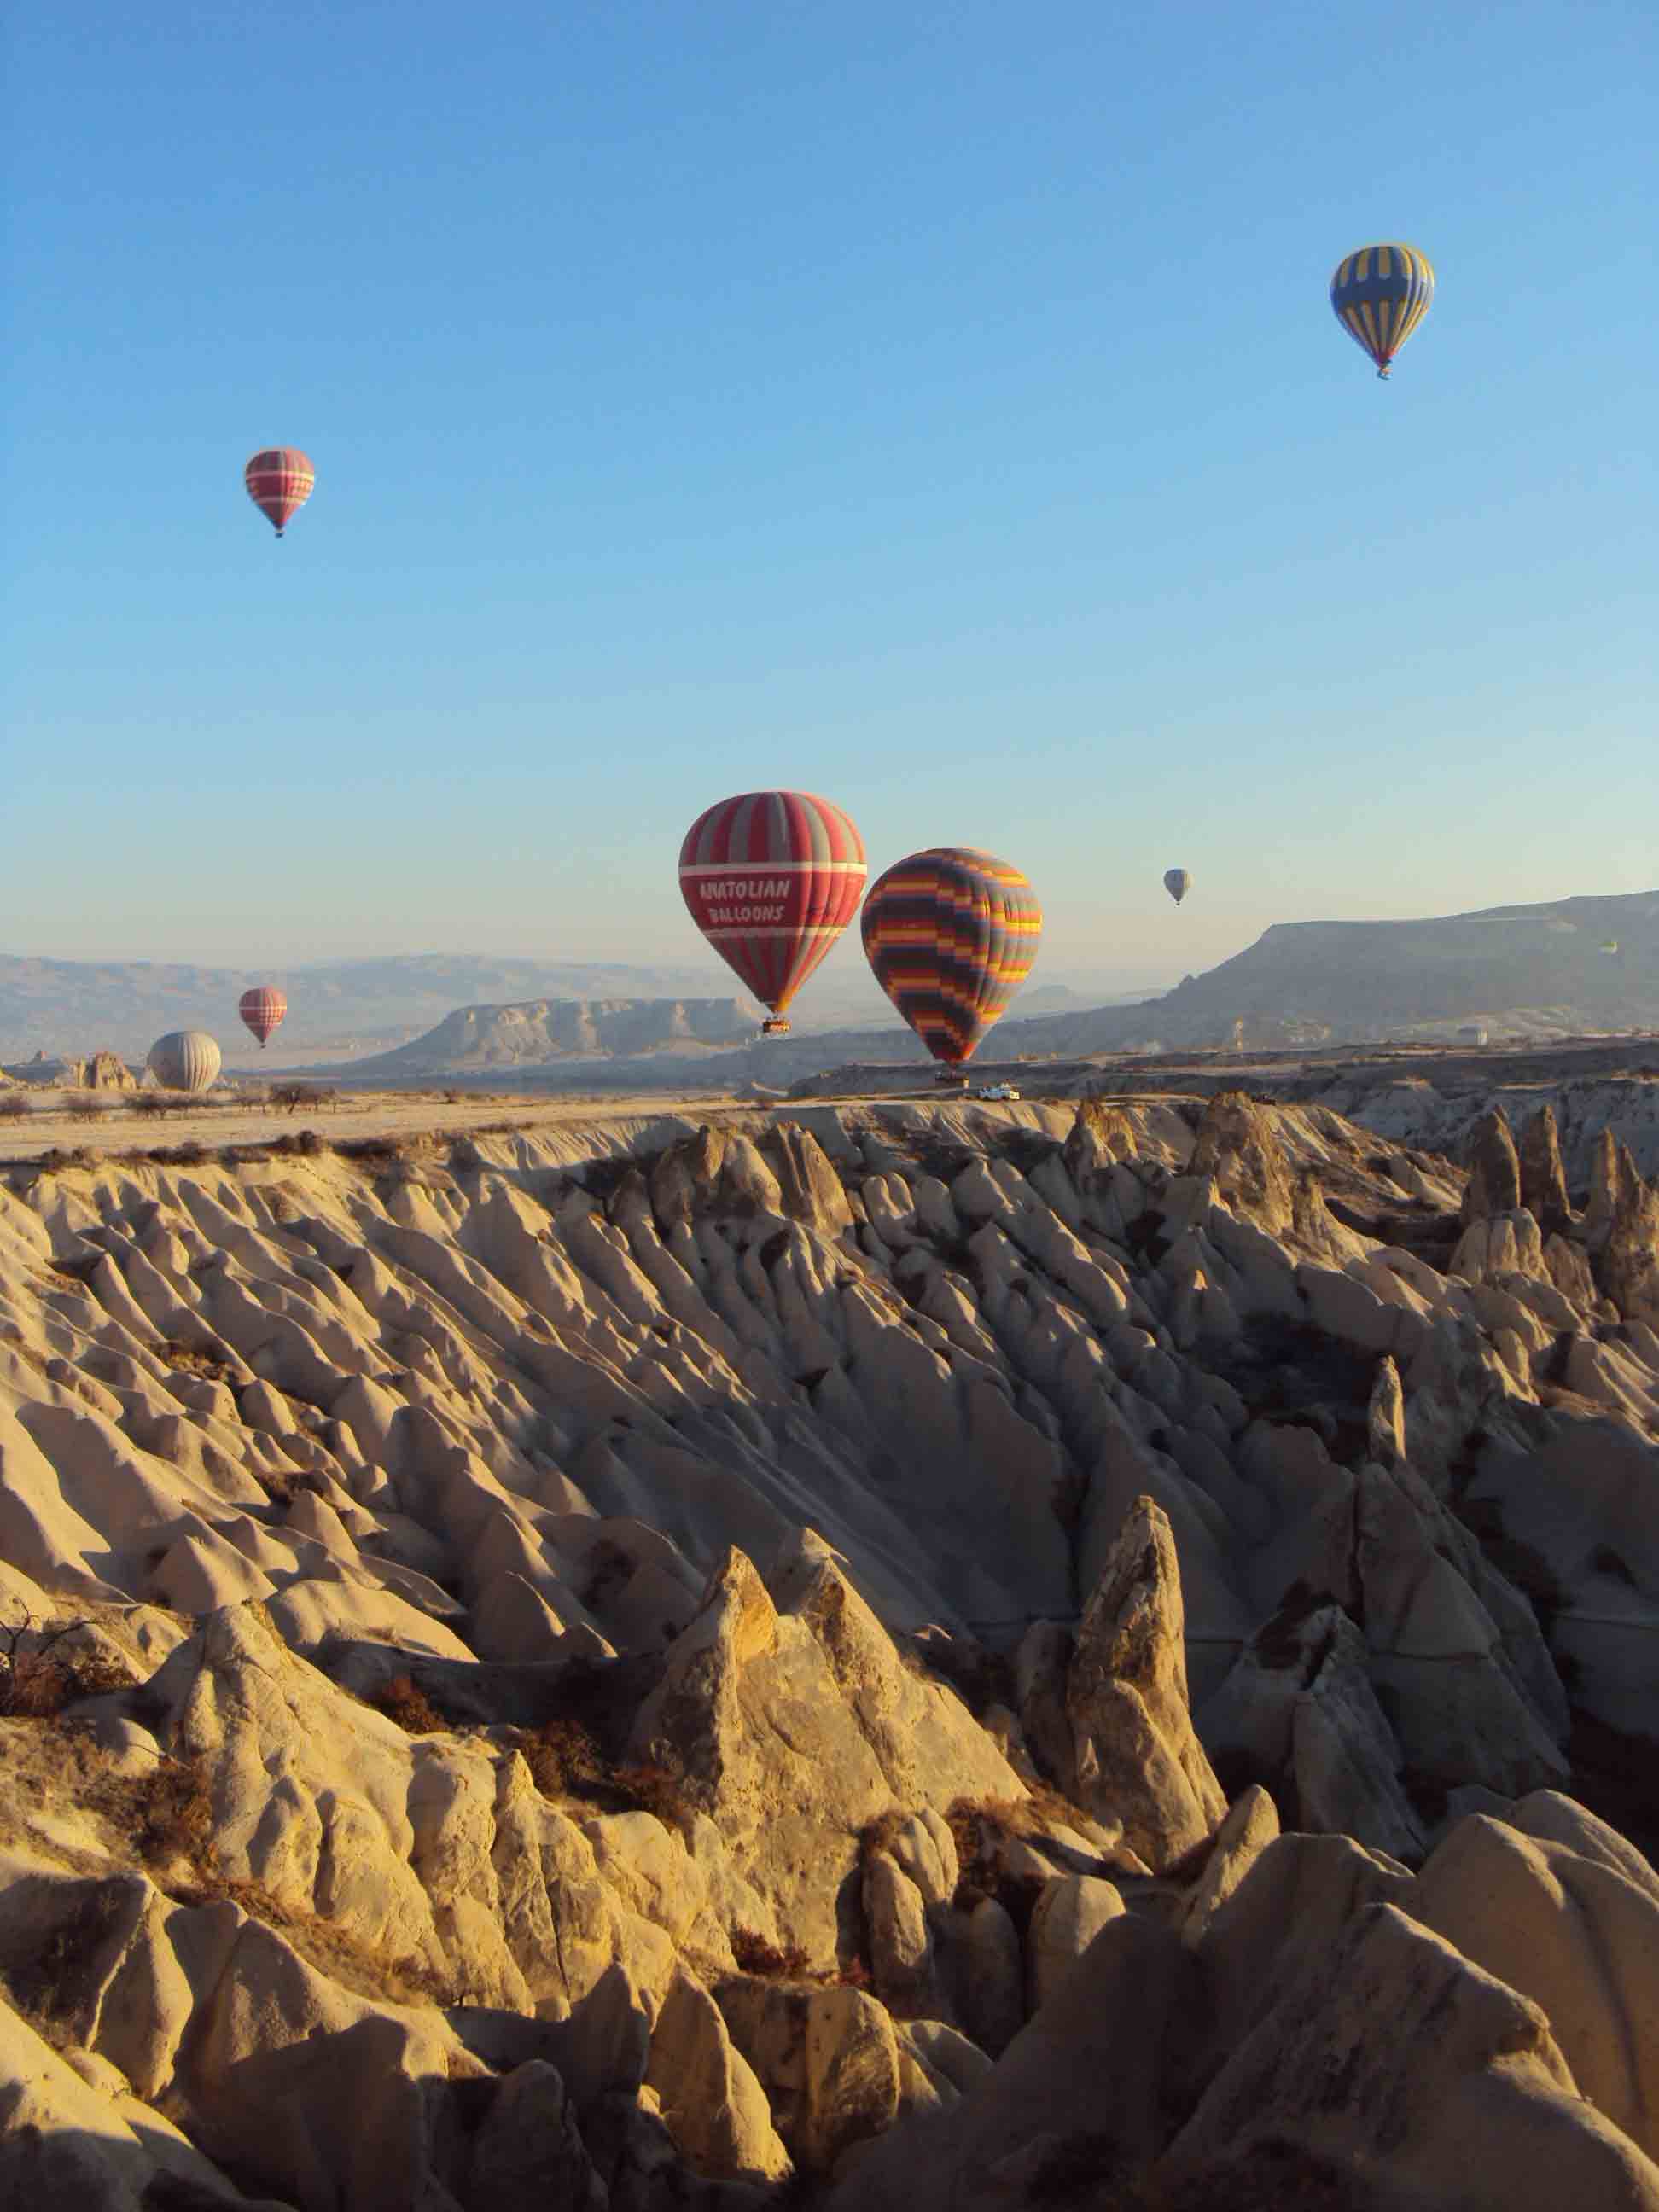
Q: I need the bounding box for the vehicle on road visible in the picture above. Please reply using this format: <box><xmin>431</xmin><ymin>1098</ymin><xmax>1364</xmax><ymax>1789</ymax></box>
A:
<box><xmin>975</xmin><ymin>1082</ymin><xmax>1022</xmax><ymax>1101</ymax></box>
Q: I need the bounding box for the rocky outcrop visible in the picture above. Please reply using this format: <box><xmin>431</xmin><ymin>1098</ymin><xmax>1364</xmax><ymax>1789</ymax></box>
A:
<box><xmin>1063</xmin><ymin>1496</ymin><xmax>1225</xmax><ymax>1869</ymax></box>
<box><xmin>2</xmin><ymin>1093</ymin><xmax>1658</xmax><ymax>2203</ymax></box>
<box><xmin>1519</xmin><ymin>1103</ymin><xmax>1572</xmax><ymax>1231</ymax></box>
<box><xmin>1461</xmin><ymin>1109</ymin><xmax>1522</xmax><ymax>1223</ymax></box>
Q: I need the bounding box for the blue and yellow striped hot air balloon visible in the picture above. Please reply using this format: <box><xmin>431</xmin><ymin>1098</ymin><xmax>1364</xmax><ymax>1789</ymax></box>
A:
<box><xmin>1330</xmin><ymin>243</ymin><xmax>1435</xmax><ymax>380</ymax></box>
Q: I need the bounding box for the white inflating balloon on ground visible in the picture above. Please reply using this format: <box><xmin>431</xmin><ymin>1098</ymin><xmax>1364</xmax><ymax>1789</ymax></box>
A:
<box><xmin>147</xmin><ymin>1030</ymin><xmax>221</xmax><ymax>1093</ymax></box>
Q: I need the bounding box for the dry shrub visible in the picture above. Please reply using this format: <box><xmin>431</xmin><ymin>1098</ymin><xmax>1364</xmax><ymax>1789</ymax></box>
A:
<box><xmin>1</xmin><ymin>1650</ymin><xmax>73</xmax><ymax>1719</ymax></box>
<box><xmin>137</xmin><ymin>1758</ymin><xmax>216</xmax><ymax>1867</ymax></box>
<box><xmin>612</xmin><ymin>1759</ymin><xmax>696</xmax><ymax>1839</ymax></box>
<box><xmin>158</xmin><ymin>1339</ymin><xmax>236</xmax><ymax>1382</ymax></box>
<box><xmin>33</xmin><ymin>1147</ymin><xmax>99</xmax><ymax>1177</ymax></box>
<box><xmin>731</xmin><ymin>1927</ymin><xmax>812</xmax><ymax>1978</ymax></box>
<box><xmin>947</xmin><ymin>1792</ymin><xmax>1080</xmax><ymax>1922</ymax></box>
<box><xmin>272</xmin><ymin>1082</ymin><xmax>335</xmax><ymax>1115</ymax></box>
<box><xmin>522</xmin><ymin>1714</ymin><xmax>608</xmax><ymax>1799</ymax></box>
<box><xmin>372</xmin><ymin>1674</ymin><xmax>447</xmax><ymax>1734</ymax></box>
<box><xmin>64</xmin><ymin>1093</ymin><xmax>106</xmax><ymax>1125</ymax></box>
<box><xmin>858</xmin><ymin>1807</ymin><xmax>911</xmax><ymax>1872</ymax></box>
<box><xmin>0</xmin><ymin>1614</ymin><xmax>136</xmax><ymax>1718</ymax></box>
<box><xmin>519</xmin><ymin>1716</ymin><xmax>696</xmax><ymax>1841</ymax></box>
<box><xmin>267</xmin><ymin>1128</ymin><xmax>326</xmax><ymax>1158</ymax></box>
<box><xmin>125</xmin><ymin>1091</ymin><xmax>173</xmax><ymax>1119</ymax></box>
<box><xmin>0</xmin><ymin>1092</ymin><xmax>30</xmax><ymax>1121</ymax></box>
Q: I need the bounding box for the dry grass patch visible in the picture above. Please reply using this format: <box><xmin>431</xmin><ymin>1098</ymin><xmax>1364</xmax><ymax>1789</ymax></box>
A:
<box><xmin>172</xmin><ymin>1874</ymin><xmax>454</xmax><ymax>2007</ymax></box>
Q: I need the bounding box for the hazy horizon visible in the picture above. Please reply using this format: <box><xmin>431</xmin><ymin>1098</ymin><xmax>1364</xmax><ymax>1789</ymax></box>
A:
<box><xmin>5</xmin><ymin>2</ymin><xmax>1654</xmax><ymax>987</ymax></box>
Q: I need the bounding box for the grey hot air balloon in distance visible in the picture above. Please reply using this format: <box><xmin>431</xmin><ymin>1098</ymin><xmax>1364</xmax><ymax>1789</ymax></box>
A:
<box><xmin>1163</xmin><ymin>868</ymin><xmax>1191</xmax><ymax>906</ymax></box>
<box><xmin>147</xmin><ymin>1031</ymin><xmax>222</xmax><ymax>1094</ymax></box>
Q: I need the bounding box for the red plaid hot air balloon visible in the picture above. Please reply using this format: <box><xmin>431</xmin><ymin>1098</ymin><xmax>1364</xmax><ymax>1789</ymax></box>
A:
<box><xmin>243</xmin><ymin>448</ymin><xmax>315</xmax><ymax>538</ymax></box>
<box><xmin>238</xmin><ymin>987</ymin><xmax>287</xmax><ymax>1049</ymax></box>
<box><xmin>679</xmin><ymin>791</ymin><xmax>866</xmax><ymax>1035</ymax></box>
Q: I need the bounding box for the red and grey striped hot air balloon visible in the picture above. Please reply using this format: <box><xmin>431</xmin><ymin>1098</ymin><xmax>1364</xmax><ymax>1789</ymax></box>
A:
<box><xmin>678</xmin><ymin>791</ymin><xmax>866</xmax><ymax>1035</ymax></box>
<box><xmin>243</xmin><ymin>448</ymin><xmax>315</xmax><ymax>538</ymax></box>
<box><xmin>861</xmin><ymin>847</ymin><xmax>1042</xmax><ymax>1066</ymax></box>
<box><xmin>238</xmin><ymin>987</ymin><xmax>287</xmax><ymax>1049</ymax></box>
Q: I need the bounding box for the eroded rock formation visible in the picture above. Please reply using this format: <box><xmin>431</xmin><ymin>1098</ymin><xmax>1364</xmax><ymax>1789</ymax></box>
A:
<box><xmin>0</xmin><ymin>1088</ymin><xmax>1654</xmax><ymax>2204</ymax></box>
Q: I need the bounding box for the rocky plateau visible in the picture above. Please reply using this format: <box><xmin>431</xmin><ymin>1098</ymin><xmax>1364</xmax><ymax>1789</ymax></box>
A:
<box><xmin>0</xmin><ymin>1087</ymin><xmax>1656</xmax><ymax>2208</ymax></box>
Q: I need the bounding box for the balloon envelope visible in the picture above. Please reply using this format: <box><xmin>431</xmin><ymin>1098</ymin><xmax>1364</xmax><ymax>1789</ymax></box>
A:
<box><xmin>239</xmin><ymin>987</ymin><xmax>287</xmax><ymax>1047</ymax></box>
<box><xmin>861</xmin><ymin>847</ymin><xmax>1042</xmax><ymax>1065</ymax></box>
<box><xmin>1330</xmin><ymin>244</ymin><xmax>1434</xmax><ymax>377</ymax></box>
<box><xmin>1163</xmin><ymin>869</ymin><xmax>1191</xmax><ymax>905</ymax></box>
<box><xmin>148</xmin><ymin>1031</ymin><xmax>221</xmax><ymax>1094</ymax></box>
<box><xmin>679</xmin><ymin>791</ymin><xmax>866</xmax><ymax>1016</ymax></box>
<box><xmin>244</xmin><ymin>448</ymin><xmax>316</xmax><ymax>537</ymax></box>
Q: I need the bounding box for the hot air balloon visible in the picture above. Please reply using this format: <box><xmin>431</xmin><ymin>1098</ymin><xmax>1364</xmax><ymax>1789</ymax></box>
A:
<box><xmin>861</xmin><ymin>848</ymin><xmax>1042</xmax><ymax>1066</ymax></box>
<box><xmin>1330</xmin><ymin>244</ymin><xmax>1435</xmax><ymax>379</ymax></box>
<box><xmin>679</xmin><ymin>791</ymin><xmax>866</xmax><ymax>1034</ymax></box>
<box><xmin>239</xmin><ymin>987</ymin><xmax>287</xmax><ymax>1048</ymax></box>
<box><xmin>1164</xmin><ymin>869</ymin><xmax>1191</xmax><ymax>906</ymax></box>
<box><xmin>147</xmin><ymin>1031</ymin><xmax>222</xmax><ymax>1095</ymax></box>
<box><xmin>244</xmin><ymin>448</ymin><xmax>316</xmax><ymax>538</ymax></box>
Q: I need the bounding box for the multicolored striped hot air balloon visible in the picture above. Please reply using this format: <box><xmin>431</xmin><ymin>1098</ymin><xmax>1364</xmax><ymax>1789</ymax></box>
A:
<box><xmin>678</xmin><ymin>791</ymin><xmax>866</xmax><ymax>1034</ymax></box>
<box><xmin>1330</xmin><ymin>244</ymin><xmax>1435</xmax><ymax>379</ymax></box>
<box><xmin>860</xmin><ymin>847</ymin><xmax>1042</xmax><ymax>1066</ymax></box>
<box><xmin>244</xmin><ymin>447</ymin><xmax>316</xmax><ymax>538</ymax></box>
<box><xmin>147</xmin><ymin>1031</ymin><xmax>222</xmax><ymax>1094</ymax></box>
<box><xmin>238</xmin><ymin>987</ymin><xmax>287</xmax><ymax>1049</ymax></box>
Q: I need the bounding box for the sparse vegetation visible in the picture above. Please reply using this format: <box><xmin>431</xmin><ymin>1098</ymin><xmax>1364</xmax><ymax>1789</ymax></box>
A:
<box><xmin>157</xmin><ymin>1338</ymin><xmax>236</xmax><ymax>1382</ymax></box>
<box><xmin>731</xmin><ymin>1926</ymin><xmax>812</xmax><ymax>1977</ymax></box>
<box><xmin>32</xmin><ymin>1146</ymin><xmax>99</xmax><ymax>1178</ymax></box>
<box><xmin>0</xmin><ymin>1614</ymin><xmax>137</xmax><ymax>1720</ymax></box>
<box><xmin>0</xmin><ymin>1092</ymin><xmax>30</xmax><ymax>1121</ymax></box>
<box><xmin>125</xmin><ymin>1091</ymin><xmax>174</xmax><ymax>1119</ymax></box>
<box><xmin>371</xmin><ymin>1673</ymin><xmax>448</xmax><ymax>1733</ymax></box>
<box><xmin>514</xmin><ymin>1708</ymin><xmax>698</xmax><ymax>1840</ymax></box>
<box><xmin>271</xmin><ymin>1082</ymin><xmax>335</xmax><ymax>1115</ymax></box>
<box><xmin>64</xmin><ymin>1091</ymin><xmax>106</xmax><ymax>1124</ymax></box>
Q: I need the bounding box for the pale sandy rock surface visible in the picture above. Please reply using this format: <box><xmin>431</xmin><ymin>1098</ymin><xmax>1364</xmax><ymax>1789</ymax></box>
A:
<box><xmin>0</xmin><ymin>1088</ymin><xmax>1656</xmax><ymax>2203</ymax></box>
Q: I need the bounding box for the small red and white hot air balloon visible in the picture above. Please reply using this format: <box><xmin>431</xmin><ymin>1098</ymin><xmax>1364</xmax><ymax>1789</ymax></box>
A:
<box><xmin>243</xmin><ymin>448</ymin><xmax>315</xmax><ymax>538</ymax></box>
<box><xmin>238</xmin><ymin>987</ymin><xmax>287</xmax><ymax>1049</ymax></box>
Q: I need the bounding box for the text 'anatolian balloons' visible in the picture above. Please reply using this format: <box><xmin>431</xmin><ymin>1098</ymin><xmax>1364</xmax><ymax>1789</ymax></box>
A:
<box><xmin>679</xmin><ymin>791</ymin><xmax>866</xmax><ymax>1031</ymax></box>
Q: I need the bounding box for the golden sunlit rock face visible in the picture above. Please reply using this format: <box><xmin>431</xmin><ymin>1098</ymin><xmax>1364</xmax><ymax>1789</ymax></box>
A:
<box><xmin>0</xmin><ymin>1092</ymin><xmax>1656</xmax><ymax>2207</ymax></box>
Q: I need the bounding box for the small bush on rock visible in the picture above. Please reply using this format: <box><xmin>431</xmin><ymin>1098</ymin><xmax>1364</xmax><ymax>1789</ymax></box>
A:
<box><xmin>731</xmin><ymin>1927</ymin><xmax>812</xmax><ymax>1978</ymax></box>
<box><xmin>372</xmin><ymin>1674</ymin><xmax>447</xmax><ymax>1734</ymax></box>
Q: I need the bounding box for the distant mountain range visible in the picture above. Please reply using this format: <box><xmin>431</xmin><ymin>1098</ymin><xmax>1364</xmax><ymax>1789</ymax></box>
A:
<box><xmin>0</xmin><ymin>954</ymin><xmax>743</xmax><ymax>1063</ymax></box>
<box><xmin>9</xmin><ymin>892</ymin><xmax>1655</xmax><ymax>1076</ymax></box>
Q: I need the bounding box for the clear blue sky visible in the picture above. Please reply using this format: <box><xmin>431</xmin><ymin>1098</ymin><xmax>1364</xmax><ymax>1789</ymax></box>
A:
<box><xmin>4</xmin><ymin>0</ymin><xmax>1655</xmax><ymax>992</ymax></box>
